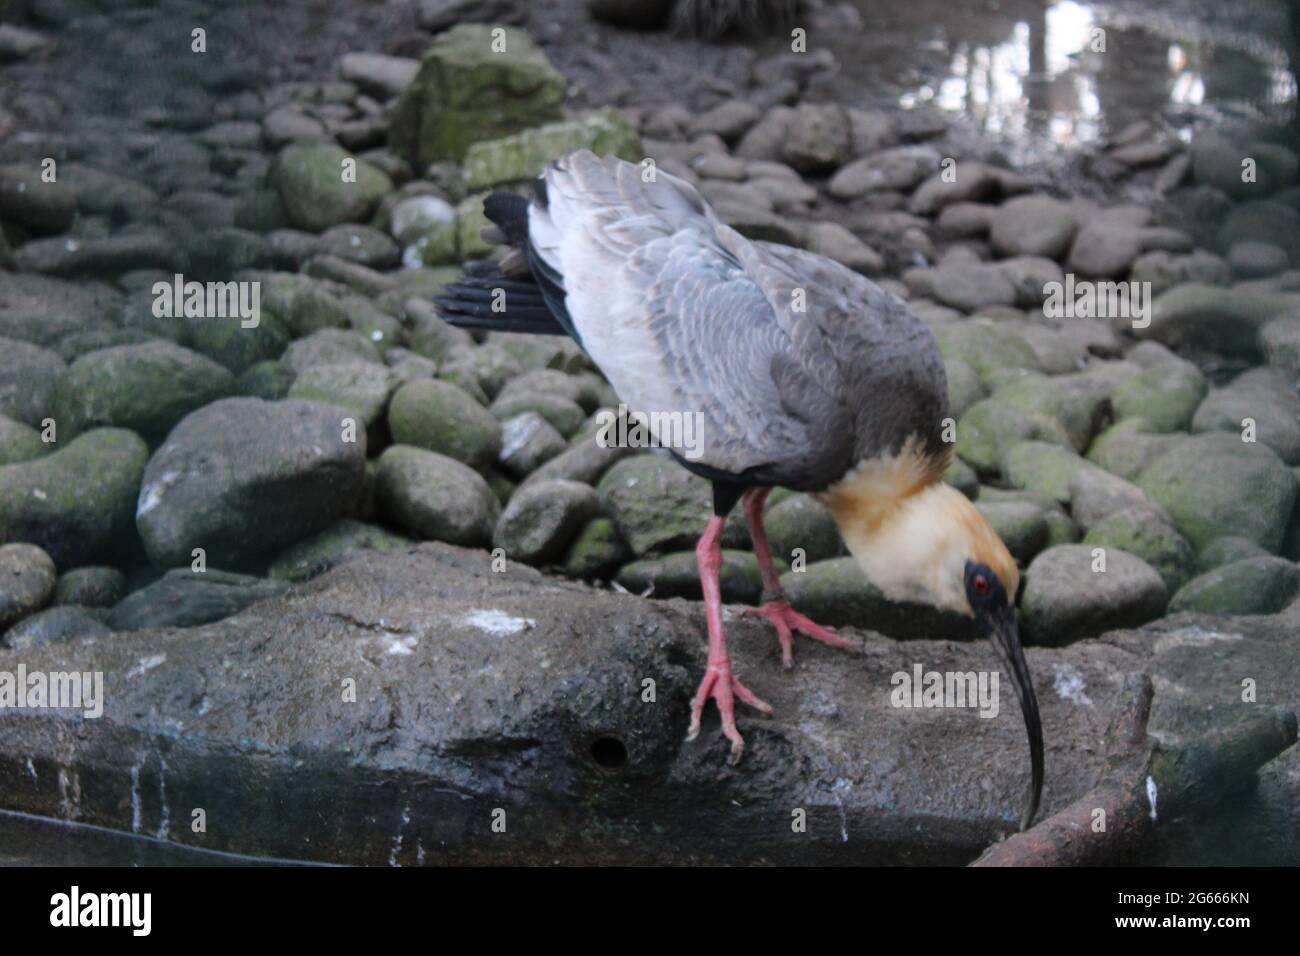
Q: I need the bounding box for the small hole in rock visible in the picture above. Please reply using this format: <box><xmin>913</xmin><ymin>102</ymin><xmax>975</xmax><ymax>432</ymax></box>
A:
<box><xmin>590</xmin><ymin>735</ymin><xmax>628</xmax><ymax>769</ymax></box>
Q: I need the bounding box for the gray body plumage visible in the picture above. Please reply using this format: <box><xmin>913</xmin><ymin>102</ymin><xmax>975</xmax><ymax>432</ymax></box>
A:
<box><xmin>527</xmin><ymin>150</ymin><xmax>950</xmax><ymax>492</ymax></box>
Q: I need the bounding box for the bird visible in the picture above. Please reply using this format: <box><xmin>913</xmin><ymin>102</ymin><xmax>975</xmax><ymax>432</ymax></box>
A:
<box><xmin>434</xmin><ymin>149</ymin><xmax>1044</xmax><ymax>831</ymax></box>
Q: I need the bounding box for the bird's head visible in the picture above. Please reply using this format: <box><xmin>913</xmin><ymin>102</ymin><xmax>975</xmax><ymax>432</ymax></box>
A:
<box><xmin>821</xmin><ymin>447</ymin><xmax>1043</xmax><ymax>830</ymax></box>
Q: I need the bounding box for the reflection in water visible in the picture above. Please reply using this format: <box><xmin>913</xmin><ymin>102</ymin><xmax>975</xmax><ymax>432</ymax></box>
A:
<box><xmin>881</xmin><ymin>0</ymin><xmax>1296</xmax><ymax>154</ymax></box>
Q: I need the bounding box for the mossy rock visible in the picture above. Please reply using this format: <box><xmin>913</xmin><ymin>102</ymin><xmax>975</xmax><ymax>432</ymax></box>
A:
<box><xmin>388</xmin><ymin>24</ymin><xmax>566</xmax><ymax>167</ymax></box>
<box><xmin>617</xmin><ymin>549</ymin><xmax>770</xmax><ymax>604</ymax></box>
<box><xmin>463</xmin><ymin>110</ymin><xmax>642</xmax><ymax>190</ymax></box>
<box><xmin>388</xmin><ymin>378</ymin><xmax>502</xmax><ymax>471</ymax></box>
<box><xmin>1168</xmin><ymin>557</ymin><xmax>1300</xmax><ymax>615</ymax></box>
<box><xmin>270</xmin><ymin>143</ymin><xmax>394</xmax><ymax>233</ymax></box>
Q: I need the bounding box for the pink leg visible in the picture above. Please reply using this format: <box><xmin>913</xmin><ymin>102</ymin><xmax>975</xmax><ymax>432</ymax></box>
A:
<box><xmin>686</xmin><ymin>514</ymin><xmax>773</xmax><ymax>763</ymax></box>
<box><xmin>740</xmin><ymin>487</ymin><xmax>860</xmax><ymax>668</ymax></box>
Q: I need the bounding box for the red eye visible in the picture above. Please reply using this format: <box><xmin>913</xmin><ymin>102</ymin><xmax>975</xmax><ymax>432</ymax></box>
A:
<box><xmin>972</xmin><ymin>573</ymin><xmax>991</xmax><ymax>595</ymax></box>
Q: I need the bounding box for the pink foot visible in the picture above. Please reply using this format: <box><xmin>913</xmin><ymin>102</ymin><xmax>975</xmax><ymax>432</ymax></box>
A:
<box><xmin>686</xmin><ymin>657</ymin><xmax>773</xmax><ymax>764</ymax></box>
<box><xmin>742</xmin><ymin>599</ymin><xmax>861</xmax><ymax>669</ymax></box>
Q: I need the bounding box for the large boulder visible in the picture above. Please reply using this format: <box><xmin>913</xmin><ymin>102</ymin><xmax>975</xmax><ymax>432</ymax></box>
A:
<box><xmin>596</xmin><ymin>454</ymin><xmax>711</xmax><ymax>556</ymax></box>
<box><xmin>135</xmin><ymin>398</ymin><xmax>367</xmax><ymax>569</ymax></box>
<box><xmin>0</xmin><ymin>543</ymin><xmax>1296</xmax><ymax>864</ymax></box>
<box><xmin>388</xmin><ymin>24</ymin><xmax>566</xmax><ymax>168</ymax></box>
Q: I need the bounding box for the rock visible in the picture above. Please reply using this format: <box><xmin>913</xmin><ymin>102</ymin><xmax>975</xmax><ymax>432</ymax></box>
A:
<box><xmin>779</xmin><ymin>557</ymin><xmax>968</xmax><ymax>641</ymax></box>
<box><xmin>1110</xmin><ymin>360</ymin><xmax>1207</xmax><ymax>433</ymax></box>
<box><xmin>1001</xmin><ymin>441</ymin><xmax>1101</xmax><ymax>504</ymax></box>
<box><xmin>1067</xmin><ymin>467</ymin><xmax>1167</xmax><ymax>531</ymax></box>
<box><xmin>1144</xmin><ymin>282</ymin><xmax>1293</xmax><ymax>355</ymax></box>
<box><xmin>973</xmin><ymin>499</ymin><xmax>1047</xmax><ymax>563</ymax></box>
<box><xmin>315</xmin><ymin>224</ymin><xmax>401</xmax><ymax>270</ymax></box>
<box><xmin>561</xmin><ymin>517</ymin><xmax>633</xmax><ymax>578</ymax></box>
<box><xmin>1066</xmin><ymin>222</ymin><xmax>1144</xmax><ymax>277</ymax></box>
<box><xmin>686</xmin><ymin>100</ymin><xmax>761</xmax><ymax>142</ymax></box>
<box><xmin>1191</xmin><ymin>367</ymin><xmax>1300</xmax><ymax>465</ymax></box>
<box><xmin>108</xmin><ymin>569</ymin><xmax>289</xmax><ymax>631</ymax></box>
<box><xmin>957</xmin><ymin>397</ymin><xmax>1072</xmax><ymax>476</ymax></box>
<box><xmin>281</xmin><ymin>328</ymin><xmax>381</xmax><ymax>373</ymax></box>
<box><xmin>780</xmin><ymin>103</ymin><xmax>852</xmax><ymax>173</ymax></box>
<box><xmin>618</xmin><ymin>550</ymin><xmax>767</xmax><ymax>603</ymax></box>
<box><xmin>909</xmin><ymin>161</ymin><xmax>1002</xmax><ymax>215</ymax></box>
<box><xmin>389</xmin><ymin>24</ymin><xmax>565</xmax><ymax>167</ymax></box>
<box><xmin>936</xmin><ymin>321</ymin><xmax>1043</xmax><ymax>380</ymax></box>
<box><xmin>0</xmin><ymin>23</ymin><xmax>50</xmax><ymax>60</ymax></box>
<box><xmin>1170</xmin><ymin>555</ymin><xmax>1300</xmax><ymax>616</ymax></box>
<box><xmin>0</xmin><ymin>413</ymin><xmax>48</xmax><ymax>465</ymax></box>
<box><xmin>0</xmin><ymin>337</ymin><xmax>64</xmax><ymax>427</ymax></box>
<box><xmin>4</xmin><ymin>606</ymin><xmax>110</xmax><ymax>650</ymax></box>
<box><xmin>490</xmin><ymin>391</ymin><xmax>586</xmax><ymax>439</ymax></box>
<box><xmin>187</xmin><ymin>307</ymin><xmax>291</xmax><ymax>375</ymax></box>
<box><xmin>14</xmin><ymin>231</ymin><xmax>184</xmax><ymax>277</ymax></box>
<box><xmin>268</xmin><ymin>519</ymin><xmax>412</xmax><ymax>582</ymax></box>
<box><xmin>802</xmin><ymin>221</ymin><xmax>882</xmax><ymax>274</ymax></box>
<box><xmin>1086</xmin><ymin>420</ymin><xmax>1186</xmax><ymax>481</ymax></box>
<box><xmin>1216</xmin><ymin>201</ymin><xmax>1300</xmax><ymax>262</ymax></box>
<box><xmin>0</xmin><ymin>429</ymin><xmax>148</xmax><ymax>568</ymax></box>
<box><xmin>926</xmin><ymin>262</ymin><xmax>1018</xmax><ymax>312</ymax></box>
<box><xmin>288</xmin><ymin>362</ymin><xmax>394</xmax><ymax>429</ymax></box>
<box><xmin>1135</xmin><ymin>432</ymin><xmax>1296</xmax><ymax>553</ymax></box>
<box><xmin>2</xmin><ymin>540</ymin><xmax>1297</xmax><ymax>864</ymax></box>
<box><xmin>945</xmin><ymin>359</ymin><xmax>986</xmax><ymax>419</ymax></box>
<box><xmin>388</xmin><ymin>378</ymin><xmax>501</xmax><ymax>471</ymax></box>
<box><xmin>1192</xmin><ymin>132</ymin><xmax>1297</xmax><ymax>199</ymax></box>
<box><xmin>0</xmin><ymin>542</ymin><xmax>57</xmax><ymax>630</ymax></box>
<box><xmin>762</xmin><ymin>493</ymin><xmax>843</xmax><ymax>564</ymax></box>
<box><xmin>1082</xmin><ymin>507</ymin><xmax>1196</xmax><ymax>594</ymax></box>
<box><xmin>493</xmin><ymin>479</ymin><xmax>598</xmax><ymax>565</ymax></box>
<box><xmin>0</xmin><ymin>162</ymin><xmax>76</xmax><ymax>233</ymax></box>
<box><xmin>270</xmin><ymin>143</ymin><xmax>394</xmax><ymax>233</ymax></box>
<box><xmin>136</xmin><ymin>398</ymin><xmax>367</xmax><ymax>569</ymax></box>
<box><xmin>518</xmin><ymin>432</ymin><xmax>631</xmax><ymax>492</ymax></box>
<box><xmin>463</xmin><ymin>109</ymin><xmax>641</xmax><ymax>190</ymax></box>
<box><xmin>1260</xmin><ymin>316</ymin><xmax>1300</xmax><ymax>376</ymax></box>
<box><xmin>1020</xmin><ymin>544</ymin><xmax>1167</xmax><ymax>645</ymax></box>
<box><xmin>338</xmin><ymin>52</ymin><xmax>420</xmax><ymax>99</ymax></box>
<box><xmin>236</xmin><ymin>360</ymin><xmax>295</xmax><ymax>400</ymax></box>
<box><xmin>262</xmin><ymin>107</ymin><xmax>329</xmax><ymax>147</ymax></box>
<box><xmin>55</xmin><ymin>341</ymin><xmax>236</xmax><ymax>442</ymax></box>
<box><xmin>596</xmin><ymin>454</ymin><xmax>710</xmax><ymax>556</ymax></box>
<box><xmin>375</xmin><ymin>445</ymin><xmax>499</xmax><ymax>546</ymax></box>
<box><xmin>498</xmin><ymin>411</ymin><xmax>567</xmax><ymax>478</ymax></box>
<box><xmin>1131</xmin><ymin>249</ymin><xmax>1231</xmax><ymax>298</ymax></box>
<box><xmin>990</xmin><ymin>195</ymin><xmax>1077</xmax><ymax>260</ymax></box>
<box><xmin>1196</xmin><ymin>535</ymin><xmax>1271</xmax><ymax>572</ymax></box>
<box><xmin>52</xmin><ymin>565</ymin><xmax>126</xmax><ymax>607</ymax></box>
<box><xmin>827</xmin><ymin>145</ymin><xmax>939</xmax><ymax>199</ymax></box>
<box><xmin>1228</xmin><ymin>241</ymin><xmax>1289</xmax><ymax>278</ymax></box>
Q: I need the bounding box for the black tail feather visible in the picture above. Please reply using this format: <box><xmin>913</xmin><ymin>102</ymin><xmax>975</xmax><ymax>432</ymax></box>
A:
<box><xmin>434</xmin><ymin>272</ymin><xmax>566</xmax><ymax>336</ymax></box>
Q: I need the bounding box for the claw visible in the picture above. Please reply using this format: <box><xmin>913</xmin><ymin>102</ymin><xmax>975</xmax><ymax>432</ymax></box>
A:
<box><xmin>744</xmin><ymin>599</ymin><xmax>862</xmax><ymax>665</ymax></box>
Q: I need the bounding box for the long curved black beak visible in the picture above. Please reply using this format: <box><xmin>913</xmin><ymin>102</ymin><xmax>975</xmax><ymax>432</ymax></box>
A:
<box><xmin>983</xmin><ymin>605</ymin><xmax>1043</xmax><ymax>831</ymax></box>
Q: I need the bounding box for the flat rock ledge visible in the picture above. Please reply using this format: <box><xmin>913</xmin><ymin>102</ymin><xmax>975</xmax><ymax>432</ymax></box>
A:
<box><xmin>0</xmin><ymin>543</ymin><xmax>1295</xmax><ymax>865</ymax></box>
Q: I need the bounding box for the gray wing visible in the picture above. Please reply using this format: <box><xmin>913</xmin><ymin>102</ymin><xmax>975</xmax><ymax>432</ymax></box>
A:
<box><xmin>530</xmin><ymin>150</ymin><xmax>946</xmax><ymax>489</ymax></box>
